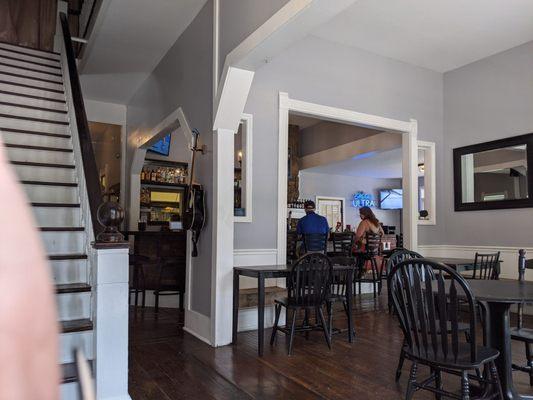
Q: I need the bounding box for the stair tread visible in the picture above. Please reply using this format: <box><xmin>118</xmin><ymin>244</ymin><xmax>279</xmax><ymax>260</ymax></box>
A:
<box><xmin>5</xmin><ymin>143</ymin><xmax>72</xmax><ymax>152</ymax></box>
<box><xmin>56</xmin><ymin>283</ymin><xmax>91</xmax><ymax>294</ymax></box>
<box><xmin>0</xmin><ymin>70</ymin><xmax>62</xmax><ymax>85</ymax></box>
<box><xmin>31</xmin><ymin>202</ymin><xmax>80</xmax><ymax>207</ymax></box>
<box><xmin>0</xmin><ymin>112</ymin><xmax>69</xmax><ymax>125</ymax></box>
<box><xmin>21</xmin><ymin>180</ymin><xmax>77</xmax><ymax>187</ymax></box>
<box><xmin>0</xmin><ymin>54</ymin><xmax>61</xmax><ymax>70</ymax></box>
<box><xmin>0</xmin><ymin>79</ymin><xmax>64</xmax><ymax>94</ymax></box>
<box><xmin>0</xmin><ymin>127</ymin><xmax>70</xmax><ymax>138</ymax></box>
<box><xmin>0</xmin><ymin>41</ymin><xmax>60</xmax><ymax>59</ymax></box>
<box><xmin>0</xmin><ymin>100</ymin><xmax>68</xmax><ymax>114</ymax></box>
<box><xmin>49</xmin><ymin>254</ymin><xmax>87</xmax><ymax>261</ymax></box>
<box><xmin>61</xmin><ymin>360</ymin><xmax>93</xmax><ymax>384</ymax></box>
<box><xmin>40</xmin><ymin>227</ymin><xmax>84</xmax><ymax>231</ymax></box>
<box><xmin>60</xmin><ymin>318</ymin><xmax>93</xmax><ymax>333</ymax></box>
<box><xmin>0</xmin><ymin>89</ymin><xmax>66</xmax><ymax>103</ymax></box>
<box><xmin>11</xmin><ymin>161</ymin><xmax>75</xmax><ymax>168</ymax></box>
<box><xmin>0</xmin><ymin>61</ymin><xmax>62</xmax><ymax>78</ymax></box>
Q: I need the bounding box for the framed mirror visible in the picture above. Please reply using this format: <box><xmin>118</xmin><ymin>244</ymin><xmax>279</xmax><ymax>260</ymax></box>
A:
<box><xmin>454</xmin><ymin>133</ymin><xmax>533</xmax><ymax>211</ymax></box>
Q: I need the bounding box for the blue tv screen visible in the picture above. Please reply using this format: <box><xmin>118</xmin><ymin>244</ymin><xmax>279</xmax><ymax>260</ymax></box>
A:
<box><xmin>380</xmin><ymin>189</ymin><xmax>403</xmax><ymax>209</ymax></box>
<box><xmin>148</xmin><ymin>134</ymin><xmax>171</xmax><ymax>156</ymax></box>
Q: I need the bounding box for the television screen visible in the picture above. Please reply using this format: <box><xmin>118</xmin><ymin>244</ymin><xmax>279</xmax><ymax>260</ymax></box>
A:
<box><xmin>147</xmin><ymin>134</ymin><xmax>171</xmax><ymax>156</ymax></box>
<box><xmin>380</xmin><ymin>189</ymin><xmax>403</xmax><ymax>209</ymax></box>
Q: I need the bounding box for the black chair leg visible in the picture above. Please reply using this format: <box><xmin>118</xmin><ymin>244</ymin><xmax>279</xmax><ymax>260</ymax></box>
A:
<box><xmin>490</xmin><ymin>360</ymin><xmax>504</xmax><ymax>399</ymax></box>
<box><xmin>317</xmin><ymin>306</ymin><xmax>331</xmax><ymax>350</ymax></box>
<box><xmin>434</xmin><ymin>368</ymin><xmax>442</xmax><ymax>400</ymax></box>
<box><xmin>526</xmin><ymin>342</ymin><xmax>533</xmax><ymax>386</ymax></box>
<box><xmin>134</xmin><ymin>289</ymin><xmax>138</xmax><ymax>307</ymax></box>
<box><xmin>327</xmin><ymin>302</ymin><xmax>333</xmax><ymax>343</ymax></box>
<box><xmin>179</xmin><ymin>292</ymin><xmax>184</xmax><ymax>311</ymax></box>
<box><xmin>154</xmin><ymin>291</ymin><xmax>159</xmax><ymax>313</ymax></box>
<box><xmin>141</xmin><ymin>289</ymin><xmax>146</xmax><ymax>308</ymax></box>
<box><xmin>396</xmin><ymin>341</ymin><xmax>406</xmax><ymax>382</ymax></box>
<box><xmin>270</xmin><ymin>304</ymin><xmax>281</xmax><ymax>345</ymax></box>
<box><xmin>461</xmin><ymin>370</ymin><xmax>470</xmax><ymax>400</ymax></box>
<box><xmin>303</xmin><ymin>308</ymin><xmax>310</xmax><ymax>340</ymax></box>
<box><xmin>287</xmin><ymin>309</ymin><xmax>297</xmax><ymax>356</ymax></box>
<box><xmin>406</xmin><ymin>362</ymin><xmax>418</xmax><ymax>400</ymax></box>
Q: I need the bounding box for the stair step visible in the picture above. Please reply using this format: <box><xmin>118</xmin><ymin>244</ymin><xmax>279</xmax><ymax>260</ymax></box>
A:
<box><xmin>61</xmin><ymin>319</ymin><xmax>93</xmax><ymax>333</ymax></box>
<box><xmin>0</xmin><ymin>53</ymin><xmax>61</xmax><ymax>72</ymax></box>
<box><xmin>49</xmin><ymin>254</ymin><xmax>88</xmax><ymax>261</ymax></box>
<box><xmin>0</xmin><ymin>115</ymin><xmax>69</xmax><ymax>135</ymax></box>
<box><xmin>43</xmin><ymin>230</ymin><xmax>85</xmax><ymax>254</ymax></box>
<box><xmin>0</xmin><ymin>65</ymin><xmax>62</xmax><ymax>85</ymax></box>
<box><xmin>61</xmin><ymin>359</ymin><xmax>93</xmax><ymax>384</ymax></box>
<box><xmin>0</xmin><ymin>73</ymin><xmax>63</xmax><ymax>92</ymax></box>
<box><xmin>0</xmin><ymin>48</ymin><xmax>60</xmax><ymax>69</ymax></box>
<box><xmin>41</xmin><ymin>227</ymin><xmax>84</xmax><ymax>232</ymax></box>
<box><xmin>21</xmin><ymin>180</ymin><xmax>77</xmax><ymax>187</ymax></box>
<box><xmin>0</xmin><ymin>81</ymin><xmax>65</xmax><ymax>99</ymax></box>
<box><xmin>12</xmin><ymin>163</ymin><xmax>76</xmax><ymax>184</ymax></box>
<box><xmin>0</xmin><ymin>61</ymin><xmax>62</xmax><ymax>78</ymax></box>
<box><xmin>0</xmin><ymin>42</ymin><xmax>60</xmax><ymax>61</ymax></box>
<box><xmin>51</xmin><ymin>258</ymin><xmax>88</xmax><ymax>285</ymax></box>
<box><xmin>0</xmin><ymin>112</ymin><xmax>68</xmax><ymax>125</ymax></box>
<box><xmin>56</xmin><ymin>283</ymin><xmax>91</xmax><ymax>294</ymax></box>
<box><xmin>21</xmin><ymin>182</ymin><xmax>78</xmax><ymax>203</ymax></box>
<box><xmin>6</xmin><ymin>146</ymin><xmax>74</xmax><ymax>165</ymax></box>
<box><xmin>31</xmin><ymin>202</ymin><xmax>80</xmax><ymax>207</ymax></box>
<box><xmin>57</xmin><ymin>292</ymin><xmax>91</xmax><ymax>322</ymax></box>
<box><xmin>1</xmin><ymin>126</ymin><xmax>70</xmax><ymax>138</ymax></box>
<box><xmin>11</xmin><ymin>161</ymin><xmax>74</xmax><ymax>169</ymax></box>
<box><xmin>0</xmin><ymin>89</ymin><xmax>66</xmax><ymax>105</ymax></box>
<box><xmin>5</xmin><ymin>143</ymin><xmax>72</xmax><ymax>152</ymax></box>
<box><xmin>0</xmin><ymin>100</ymin><xmax>67</xmax><ymax>114</ymax></box>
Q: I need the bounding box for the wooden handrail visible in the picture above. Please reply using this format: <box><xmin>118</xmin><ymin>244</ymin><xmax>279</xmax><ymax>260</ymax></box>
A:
<box><xmin>60</xmin><ymin>12</ymin><xmax>104</xmax><ymax>240</ymax></box>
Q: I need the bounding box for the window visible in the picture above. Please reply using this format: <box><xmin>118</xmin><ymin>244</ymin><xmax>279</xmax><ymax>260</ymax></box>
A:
<box><xmin>234</xmin><ymin>114</ymin><xmax>253</xmax><ymax>222</ymax></box>
<box><xmin>417</xmin><ymin>141</ymin><xmax>436</xmax><ymax>225</ymax></box>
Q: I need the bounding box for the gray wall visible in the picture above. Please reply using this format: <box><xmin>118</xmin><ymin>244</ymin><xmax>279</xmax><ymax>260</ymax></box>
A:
<box><xmin>299</xmin><ymin>121</ymin><xmax>381</xmax><ymax>157</ymax></box>
<box><xmin>299</xmin><ymin>171</ymin><xmax>402</xmax><ymax>229</ymax></box>
<box><xmin>235</xmin><ymin>36</ymin><xmax>444</xmax><ymax>249</ymax></box>
<box><xmin>442</xmin><ymin>40</ymin><xmax>533</xmax><ymax>247</ymax></box>
<box><xmin>219</xmin><ymin>0</ymin><xmax>290</xmax><ymax>71</ymax></box>
<box><xmin>126</xmin><ymin>2</ymin><xmax>213</xmax><ymax>317</ymax></box>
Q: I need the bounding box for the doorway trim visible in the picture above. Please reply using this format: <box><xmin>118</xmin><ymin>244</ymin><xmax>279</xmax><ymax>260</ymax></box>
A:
<box><xmin>277</xmin><ymin>92</ymin><xmax>418</xmax><ymax>264</ymax></box>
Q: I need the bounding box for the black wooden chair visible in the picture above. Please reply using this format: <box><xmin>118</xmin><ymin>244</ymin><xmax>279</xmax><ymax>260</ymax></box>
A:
<box><xmin>302</xmin><ymin>233</ymin><xmax>328</xmax><ymax>254</ymax></box>
<box><xmin>286</xmin><ymin>231</ymin><xmax>299</xmax><ymax>265</ymax></box>
<box><xmin>511</xmin><ymin>249</ymin><xmax>533</xmax><ymax>385</ymax></box>
<box><xmin>331</xmin><ymin>232</ymin><xmax>354</xmax><ymax>256</ymax></box>
<box><xmin>270</xmin><ymin>253</ymin><xmax>332</xmax><ymax>355</ymax></box>
<box><xmin>389</xmin><ymin>258</ymin><xmax>503</xmax><ymax>399</ymax></box>
<box><xmin>354</xmin><ymin>232</ymin><xmax>382</xmax><ymax>298</ymax></box>
<box><xmin>327</xmin><ymin>256</ymin><xmax>358</xmax><ymax>341</ymax></box>
<box><xmin>468</xmin><ymin>252</ymin><xmax>501</xmax><ymax>280</ymax></box>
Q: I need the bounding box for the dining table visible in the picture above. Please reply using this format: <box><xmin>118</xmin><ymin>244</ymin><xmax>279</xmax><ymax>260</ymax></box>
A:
<box><xmin>428</xmin><ymin>256</ymin><xmax>501</xmax><ymax>275</ymax></box>
<box><xmin>233</xmin><ymin>263</ymin><xmax>357</xmax><ymax>356</ymax></box>
<box><xmin>455</xmin><ymin>279</ymin><xmax>533</xmax><ymax>400</ymax></box>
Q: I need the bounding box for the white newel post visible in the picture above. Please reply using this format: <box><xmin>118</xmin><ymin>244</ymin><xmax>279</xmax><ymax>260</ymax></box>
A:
<box><xmin>93</xmin><ymin>244</ymin><xmax>131</xmax><ymax>400</ymax></box>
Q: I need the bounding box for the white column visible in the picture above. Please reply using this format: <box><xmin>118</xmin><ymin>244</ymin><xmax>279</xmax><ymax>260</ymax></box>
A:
<box><xmin>211</xmin><ymin>128</ymin><xmax>235</xmax><ymax>346</ymax></box>
<box><xmin>93</xmin><ymin>246</ymin><xmax>131</xmax><ymax>400</ymax></box>
<box><xmin>402</xmin><ymin>119</ymin><xmax>418</xmax><ymax>252</ymax></box>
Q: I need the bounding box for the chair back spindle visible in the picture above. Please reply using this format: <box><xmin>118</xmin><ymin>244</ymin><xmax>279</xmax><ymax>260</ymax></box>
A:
<box><xmin>303</xmin><ymin>233</ymin><xmax>328</xmax><ymax>254</ymax></box>
<box><xmin>365</xmin><ymin>232</ymin><xmax>381</xmax><ymax>256</ymax></box>
<box><xmin>472</xmin><ymin>252</ymin><xmax>500</xmax><ymax>280</ymax></box>
<box><xmin>332</xmin><ymin>232</ymin><xmax>354</xmax><ymax>256</ymax></box>
<box><xmin>389</xmin><ymin>259</ymin><xmax>478</xmax><ymax>364</ymax></box>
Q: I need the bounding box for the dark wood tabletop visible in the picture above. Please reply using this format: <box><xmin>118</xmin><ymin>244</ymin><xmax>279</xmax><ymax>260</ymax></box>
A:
<box><xmin>465</xmin><ymin>279</ymin><xmax>533</xmax><ymax>304</ymax></box>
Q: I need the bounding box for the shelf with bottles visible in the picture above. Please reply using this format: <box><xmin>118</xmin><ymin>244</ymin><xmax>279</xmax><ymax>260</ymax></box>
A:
<box><xmin>287</xmin><ymin>198</ymin><xmax>313</xmax><ymax>210</ymax></box>
<box><xmin>140</xmin><ymin>159</ymin><xmax>189</xmax><ymax>185</ymax></box>
<box><xmin>140</xmin><ymin>205</ymin><xmax>181</xmax><ymax>225</ymax></box>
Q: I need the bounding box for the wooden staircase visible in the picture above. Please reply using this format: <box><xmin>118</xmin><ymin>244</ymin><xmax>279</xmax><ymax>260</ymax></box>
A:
<box><xmin>0</xmin><ymin>41</ymin><xmax>93</xmax><ymax>399</ymax></box>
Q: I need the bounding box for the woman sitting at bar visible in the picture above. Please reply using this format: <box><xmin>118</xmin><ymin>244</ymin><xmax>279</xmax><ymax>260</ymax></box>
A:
<box><xmin>354</xmin><ymin>206</ymin><xmax>384</xmax><ymax>250</ymax></box>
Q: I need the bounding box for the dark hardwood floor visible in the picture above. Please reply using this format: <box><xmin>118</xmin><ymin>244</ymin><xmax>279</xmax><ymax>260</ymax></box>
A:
<box><xmin>129</xmin><ymin>295</ymin><xmax>533</xmax><ymax>399</ymax></box>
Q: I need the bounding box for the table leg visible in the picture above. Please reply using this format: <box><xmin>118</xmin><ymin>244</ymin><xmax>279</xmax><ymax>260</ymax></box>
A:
<box><xmin>258</xmin><ymin>275</ymin><xmax>265</xmax><ymax>356</ymax></box>
<box><xmin>346</xmin><ymin>269</ymin><xmax>354</xmax><ymax>342</ymax></box>
<box><xmin>486</xmin><ymin>301</ymin><xmax>533</xmax><ymax>400</ymax></box>
<box><xmin>232</xmin><ymin>270</ymin><xmax>240</xmax><ymax>345</ymax></box>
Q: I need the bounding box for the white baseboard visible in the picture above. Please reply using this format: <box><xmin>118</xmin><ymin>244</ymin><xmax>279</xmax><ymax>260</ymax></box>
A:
<box><xmin>184</xmin><ymin>309</ymin><xmax>211</xmax><ymax>345</ymax></box>
<box><xmin>238</xmin><ymin>305</ymin><xmax>286</xmax><ymax>332</ymax></box>
<box><xmin>129</xmin><ymin>291</ymin><xmax>182</xmax><ymax>308</ymax></box>
<box><xmin>419</xmin><ymin>244</ymin><xmax>533</xmax><ymax>281</ymax></box>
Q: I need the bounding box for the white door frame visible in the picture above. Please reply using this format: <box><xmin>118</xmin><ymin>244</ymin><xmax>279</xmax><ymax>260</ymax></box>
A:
<box><xmin>277</xmin><ymin>92</ymin><xmax>418</xmax><ymax>264</ymax></box>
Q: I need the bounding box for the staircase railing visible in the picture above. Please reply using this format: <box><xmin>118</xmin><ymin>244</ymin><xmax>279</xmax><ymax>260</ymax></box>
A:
<box><xmin>59</xmin><ymin>12</ymin><xmax>123</xmax><ymax>242</ymax></box>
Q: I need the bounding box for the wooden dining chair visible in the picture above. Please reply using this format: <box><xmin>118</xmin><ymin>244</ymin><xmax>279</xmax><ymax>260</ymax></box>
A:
<box><xmin>354</xmin><ymin>232</ymin><xmax>382</xmax><ymax>298</ymax></box>
<box><xmin>302</xmin><ymin>233</ymin><xmax>328</xmax><ymax>254</ymax></box>
<box><xmin>331</xmin><ymin>232</ymin><xmax>354</xmax><ymax>256</ymax></box>
<box><xmin>270</xmin><ymin>253</ymin><xmax>332</xmax><ymax>355</ymax></box>
<box><xmin>511</xmin><ymin>249</ymin><xmax>533</xmax><ymax>385</ymax></box>
<box><xmin>389</xmin><ymin>258</ymin><xmax>503</xmax><ymax>399</ymax></box>
<box><xmin>286</xmin><ymin>231</ymin><xmax>299</xmax><ymax>265</ymax></box>
<box><xmin>469</xmin><ymin>252</ymin><xmax>500</xmax><ymax>280</ymax></box>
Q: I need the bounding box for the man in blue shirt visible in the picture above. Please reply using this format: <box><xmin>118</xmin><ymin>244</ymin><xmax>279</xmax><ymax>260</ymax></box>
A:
<box><xmin>297</xmin><ymin>200</ymin><xmax>329</xmax><ymax>235</ymax></box>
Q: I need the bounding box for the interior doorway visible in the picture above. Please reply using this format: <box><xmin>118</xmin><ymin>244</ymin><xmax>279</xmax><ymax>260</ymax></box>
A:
<box><xmin>278</xmin><ymin>92</ymin><xmax>419</xmax><ymax>265</ymax></box>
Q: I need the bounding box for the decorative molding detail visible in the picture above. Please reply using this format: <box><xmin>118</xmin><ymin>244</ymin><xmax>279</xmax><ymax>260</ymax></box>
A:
<box><xmin>184</xmin><ymin>309</ymin><xmax>212</xmax><ymax>346</ymax></box>
<box><xmin>234</xmin><ymin>248</ymin><xmax>278</xmax><ymax>267</ymax></box>
<box><xmin>419</xmin><ymin>244</ymin><xmax>533</xmax><ymax>280</ymax></box>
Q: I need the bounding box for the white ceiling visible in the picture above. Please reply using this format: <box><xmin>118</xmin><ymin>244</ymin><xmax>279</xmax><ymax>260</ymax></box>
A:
<box><xmin>80</xmin><ymin>0</ymin><xmax>207</xmax><ymax>104</ymax></box>
<box><xmin>314</xmin><ymin>0</ymin><xmax>533</xmax><ymax>73</ymax></box>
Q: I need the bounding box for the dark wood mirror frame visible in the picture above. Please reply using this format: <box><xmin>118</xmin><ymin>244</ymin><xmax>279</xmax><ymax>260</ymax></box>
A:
<box><xmin>453</xmin><ymin>133</ymin><xmax>533</xmax><ymax>211</ymax></box>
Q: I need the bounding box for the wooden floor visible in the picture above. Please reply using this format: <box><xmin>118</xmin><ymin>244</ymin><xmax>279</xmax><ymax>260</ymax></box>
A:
<box><xmin>129</xmin><ymin>295</ymin><xmax>533</xmax><ymax>399</ymax></box>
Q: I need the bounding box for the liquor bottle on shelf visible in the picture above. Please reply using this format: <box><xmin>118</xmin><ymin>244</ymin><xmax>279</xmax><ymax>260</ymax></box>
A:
<box><xmin>140</xmin><ymin>168</ymin><xmax>145</xmax><ymax>181</ymax></box>
<box><xmin>150</xmin><ymin>168</ymin><xmax>156</xmax><ymax>182</ymax></box>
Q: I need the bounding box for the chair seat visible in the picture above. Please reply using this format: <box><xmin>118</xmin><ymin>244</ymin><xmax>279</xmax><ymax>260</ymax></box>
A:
<box><xmin>275</xmin><ymin>296</ymin><xmax>324</xmax><ymax>308</ymax></box>
<box><xmin>511</xmin><ymin>327</ymin><xmax>533</xmax><ymax>342</ymax></box>
<box><xmin>406</xmin><ymin>343</ymin><xmax>499</xmax><ymax>369</ymax></box>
